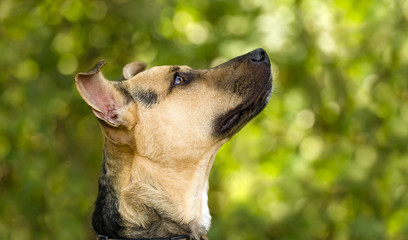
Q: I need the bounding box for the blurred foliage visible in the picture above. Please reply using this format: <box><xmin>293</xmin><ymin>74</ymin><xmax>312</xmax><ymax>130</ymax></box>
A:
<box><xmin>1</xmin><ymin>0</ymin><xmax>408</xmax><ymax>239</ymax></box>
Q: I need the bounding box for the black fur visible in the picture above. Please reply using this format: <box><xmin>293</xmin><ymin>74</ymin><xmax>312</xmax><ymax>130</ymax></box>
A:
<box><xmin>115</xmin><ymin>84</ymin><xmax>134</xmax><ymax>104</ymax></box>
<box><xmin>115</xmin><ymin>83</ymin><xmax>158</xmax><ymax>107</ymax></box>
<box><xmin>92</xmin><ymin>149</ymin><xmax>124</xmax><ymax>238</ymax></box>
<box><xmin>133</xmin><ymin>89</ymin><xmax>158</xmax><ymax>107</ymax></box>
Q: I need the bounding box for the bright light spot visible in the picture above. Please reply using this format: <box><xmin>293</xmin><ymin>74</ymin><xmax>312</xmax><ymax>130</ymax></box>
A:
<box><xmin>239</xmin><ymin>0</ymin><xmax>263</xmax><ymax>11</ymax></box>
<box><xmin>300</xmin><ymin>136</ymin><xmax>324</xmax><ymax>161</ymax></box>
<box><xmin>263</xmin><ymin>32</ymin><xmax>286</xmax><ymax>52</ymax></box>
<box><xmin>228</xmin><ymin>171</ymin><xmax>253</xmax><ymax>202</ymax></box>
<box><xmin>283</xmin><ymin>88</ymin><xmax>308</xmax><ymax>113</ymax></box>
<box><xmin>60</xmin><ymin>0</ymin><xmax>83</xmax><ymax>22</ymax></box>
<box><xmin>303</xmin><ymin>1</ymin><xmax>333</xmax><ymax>33</ymax></box>
<box><xmin>173</xmin><ymin>11</ymin><xmax>194</xmax><ymax>33</ymax></box>
<box><xmin>318</xmin><ymin>32</ymin><xmax>337</xmax><ymax>55</ymax></box>
<box><xmin>160</xmin><ymin>18</ymin><xmax>175</xmax><ymax>38</ymax></box>
<box><xmin>257</xmin><ymin>6</ymin><xmax>294</xmax><ymax>52</ymax></box>
<box><xmin>356</xmin><ymin>74</ymin><xmax>377</xmax><ymax>106</ymax></box>
<box><xmin>137</xmin><ymin>48</ymin><xmax>158</xmax><ymax>63</ymax></box>
<box><xmin>355</xmin><ymin>145</ymin><xmax>377</xmax><ymax>168</ymax></box>
<box><xmin>185</xmin><ymin>22</ymin><xmax>208</xmax><ymax>44</ymax></box>
<box><xmin>0</xmin><ymin>0</ymin><xmax>12</xmax><ymax>20</ymax></box>
<box><xmin>57</xmin><ymin>54</ymin><xmax>78</xmax><ymax>75</ymax></box>
<box><xmin>291</xmin><ymin>157</ymin><xmax>314</xmax><ymax>178</ymax></box>
<box><xmin>224</xmin><ymin>15</ymin><xmax>249</xmax><ymax>35</ymax></box>
<box><xmin>53</xmin><ymin>32</ymin><xmax>74</xmax><ymax>54</ymax></box>
<box><xmin>314</xmin><ymin>2</ymin><xmax>333</xmax><ymax>31</ymax></box>
<box><xmin>14</xmin><ymin>59</ymin><xmax>39</xmax><ymax>82</ymax></box>
<box><xmin>295</xmin><ymin>109</ymin><xmax>315</xmax><ymax>129</ymax></box>
<box><xmin>328</xmin><ymin>101</ymin><xmax>341</xmax><ymax>115</ymax></box>
<box><xmin>327</xmin><ymin>202</ymin><xmax>347</xmax><ymax>222</ymax></box>
<box><xmin>348</xmin><ymin>164</ymin><xmax>366</xmax><ymax>182</ymax></box>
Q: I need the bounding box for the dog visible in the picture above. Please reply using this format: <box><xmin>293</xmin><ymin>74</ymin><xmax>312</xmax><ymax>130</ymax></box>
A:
<box><xmin>75</xmin><ymin>48</ymin><xmax>272</xmax><ymax>240</ymax></box>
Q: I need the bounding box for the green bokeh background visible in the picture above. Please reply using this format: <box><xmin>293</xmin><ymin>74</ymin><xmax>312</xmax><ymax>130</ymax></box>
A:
<box><xmin>1</xmin><ymin>0</ymin><xmax>408</xmax><ymax>239</ymax></box>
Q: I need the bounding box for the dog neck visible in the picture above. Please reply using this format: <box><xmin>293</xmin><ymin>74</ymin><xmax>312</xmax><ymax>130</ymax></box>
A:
<box><xmin>92</xmin><ymin>137</ymin><xmax>223</xmax><ymax>239</ymax></box>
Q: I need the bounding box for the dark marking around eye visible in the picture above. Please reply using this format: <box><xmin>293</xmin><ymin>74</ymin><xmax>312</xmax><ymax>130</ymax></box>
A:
<box><xmin>168</xmin><ymin>71</ymin><xmax>199</xmax><ymax>94</ymax></box>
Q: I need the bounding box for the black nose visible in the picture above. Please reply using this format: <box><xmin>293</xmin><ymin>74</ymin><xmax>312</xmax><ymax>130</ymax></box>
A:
<box><xmin>249</xmin><ymin>48</ymin><xmax>269</xmax><ymax>64</ymax></box>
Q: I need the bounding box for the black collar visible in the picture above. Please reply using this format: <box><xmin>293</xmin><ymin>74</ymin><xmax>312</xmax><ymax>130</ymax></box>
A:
<box><xmin>97</xmin><ymin>234</ymin><xmax>207</xmax><ymax>240</ymax></box>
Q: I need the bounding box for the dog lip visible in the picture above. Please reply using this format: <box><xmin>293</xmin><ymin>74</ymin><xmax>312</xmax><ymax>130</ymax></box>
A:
<box><xmin>217</xmin><ymin>80</ymin><xmax>272</xmax><ymax>136</ymax></box>
<box><xmin>218</xmin><ymin>109</ymin><xmax>242</xmax><ymax>134</ymax></box>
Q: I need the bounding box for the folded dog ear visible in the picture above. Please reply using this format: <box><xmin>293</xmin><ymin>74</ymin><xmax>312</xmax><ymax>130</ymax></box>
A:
<box><xmin>75</xmin><ymin>60</ymin><xmax>128</xmax><ymax>127</ymax></box>
<box><xmin>122</xmin><ymin>62</ymin><xmax>146</xmax><ymax>80</ymax></box>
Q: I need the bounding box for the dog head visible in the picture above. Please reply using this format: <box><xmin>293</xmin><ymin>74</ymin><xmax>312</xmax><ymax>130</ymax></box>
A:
<box><xmin>75</xmin><ymin>48</ymin><xmax>272</xmax><ymax>163</ymax></box>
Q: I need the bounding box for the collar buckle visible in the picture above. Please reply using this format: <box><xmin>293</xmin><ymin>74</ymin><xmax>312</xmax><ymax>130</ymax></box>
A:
<box><xmin>170</xmin><ymin>235</ymin><xmax>191</xmax><ymax>240</ymax></box>
<box><xmin>97</xmin><ymin>235</ymin><xmax>109</xmax><ymax>240</ymax></box>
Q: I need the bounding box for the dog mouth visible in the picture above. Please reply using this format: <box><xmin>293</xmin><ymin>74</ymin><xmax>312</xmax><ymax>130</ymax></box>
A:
<box><xmin>216</xmin><ymin>78</ymin><xmax>272</xmax><ymax>137</ymax></box>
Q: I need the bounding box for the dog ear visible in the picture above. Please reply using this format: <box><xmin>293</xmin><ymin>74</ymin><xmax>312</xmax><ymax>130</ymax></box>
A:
<box><xmin>122</xmin><ymin>62</ymin><xmax>146</xmax><ymax>80</ymax></box>
<box><xmin>75</xmin><ymin>60</ymin><xmax>129</xmax><ymax>128</ymax></box>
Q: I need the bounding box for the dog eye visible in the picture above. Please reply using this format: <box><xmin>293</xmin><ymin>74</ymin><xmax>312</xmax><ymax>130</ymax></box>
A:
<box><xmin>173</xmin><ymin>75</ymin><xmax>185</xmax><ymax>85</ymax></box>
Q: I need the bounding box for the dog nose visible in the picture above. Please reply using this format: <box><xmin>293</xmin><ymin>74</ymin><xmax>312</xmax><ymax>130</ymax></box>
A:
<box><xmin>249</xmin><ymin>48</ymin><xmax>269</xmax><ymax>64</ymax></box>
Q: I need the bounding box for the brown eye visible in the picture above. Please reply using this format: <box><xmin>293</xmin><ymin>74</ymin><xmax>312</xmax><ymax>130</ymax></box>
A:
<box><xmin>174</xmin><ymin>75</ymin><xmax>185</xmax><ymax>85</ymax></box>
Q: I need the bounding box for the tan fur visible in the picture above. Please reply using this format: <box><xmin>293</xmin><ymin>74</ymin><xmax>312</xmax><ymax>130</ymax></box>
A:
<box><xmin>113</xmin><ymin>66</ymin><xmax>239</xmax><ymax>237</ymax></box>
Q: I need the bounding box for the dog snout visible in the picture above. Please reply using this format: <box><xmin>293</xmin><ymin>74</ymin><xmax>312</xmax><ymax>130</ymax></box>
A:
<box><xmin>249</xmin><ymin>48</ymin><xmax>270</xmax><ymax>65</ymax></box>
